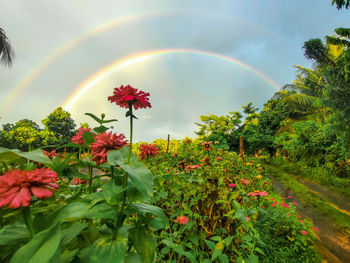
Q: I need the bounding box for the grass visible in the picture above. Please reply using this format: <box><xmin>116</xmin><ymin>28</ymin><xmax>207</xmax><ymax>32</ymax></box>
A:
<box><xmin>264</xmin><ymin>164</ymin><xmax>350</xmax><ymax>234</ymax></box>
<box><xmin>269</xmin><ymin>157</ymin><xmax>350</xmax><ymax>199</ymax></box>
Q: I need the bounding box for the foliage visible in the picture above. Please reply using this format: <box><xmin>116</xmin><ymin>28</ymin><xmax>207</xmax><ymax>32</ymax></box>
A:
<box><xmin>42</xmin><ymin>107</ymin><xmax>76</xmax><ymax>144</ymax></box>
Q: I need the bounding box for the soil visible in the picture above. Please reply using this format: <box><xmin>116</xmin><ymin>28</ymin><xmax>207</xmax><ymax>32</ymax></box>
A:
<box><xmin>271</xmin><ymin>176</ymin><xmax>350</xmax><ymax>263</ymax></box>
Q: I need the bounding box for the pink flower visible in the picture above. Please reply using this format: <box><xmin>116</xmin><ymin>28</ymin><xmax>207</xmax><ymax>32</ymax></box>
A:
<box><xmin>0</xmin><ymin>168</ymin><xmax>59</xmax><ymax>208</ymax></box>
<box><xmin>287</xmin><ymin>195</ymin><xmax>292</xmax><ymax>198</ymax></box>
<box><xmin>108</xmin><ymin>85</ymin><xmax>151</xmax><ymax>110</ymax></box>
<box><xmin>301</xmin><ymin>230</ymin><xmax>307</xmax><ymax>235</ymax></box>
<box><xmin>287</xmin><ymin>213</ymin><xmax>290</xmax><ymax>216</ymax></box>
<box><xmin>42</xmin><ymin>149</ymin><xmax>59</xmax><ymax>160</ymax></box>
<box><xmin>90</xmin><ymin>132</ymin><xmax>128</xmax><ymax>165</ymax></box>
<box><xmin>313</xmin><ymin>226</ymin><xmax>319</xmax><ymax>232</ymax></box>
<box><xmin>261</xmin><ymin>206</ymin><xmax>265</xmax><ymax>209</ymax></box>
<box><xmin>270</xmin><ymin>198</ymin><xmax>275</xmax><ymax>201</ymax></box>
<box><xmin>139</xmin><ymin>144</ymin><xmax>159</xmax><ymax>159</ymax></box>
<box><xmin>72</xmin><ymin>127</ymin><xmax>94</xmax><ymax>145</ymax></box>
<box><xmin>297</xmin><ymin>215</ymin><xmax>301</xmax><ymax>218</ymax></box>
<box><xmin>228</xmin><ymin>183</ymin><xmax>236</xmax><ymax>188</ymax></box>
<box><xmin>240</xmin><ymin>179</ymin><xmax>250</xmax><ymax>185</ymax></box>
<box><xmin>300</xmin><ymin>220</ymin><xmax>305</xmax><ymax>223</ymax></box>
<box><xmin>293</xmin><ymin>202</ymin><xmax>298</xmax><ymax>206</ymax></box>
<box><xmin>280</xmin><ymin>203</ymin><xmax>290</xmax><ymax>209</ymax></box>
<box><xmin>245</xmin><ymin>216</ymin><xmax>250</xmax><ymax>221</ymax></box>
<box><xmin>216</xmin><ymin>157</ymin><xmax>222</xmax><ymax>161</ymax></box>
<box><xmin>174</xmin><ymin>216</ymin><xmax>189</xmax><ymax>225</ymax></box>
<box><xmin>271</xmin><ymin>204</ymin><xmax>276</xmax><ymax>207</ymax></box>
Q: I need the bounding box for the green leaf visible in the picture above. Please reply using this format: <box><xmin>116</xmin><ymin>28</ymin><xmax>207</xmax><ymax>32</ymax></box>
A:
<box><xmin>254</xmin><ymin>247</ymin><xmax>265</xmax><ymax>256</ymax></box>
<box><xmin>125</xmin><ymin>111</ymin><xmax>131</xmax><ymax>118</ymax></box>
<box><xmin>247</xmin><ymin>254</ymin><xmax>259</xmax><ymax>263</ymax></box>
<box><xmin>17</xmin><ymin>149</ymin><xmax>51</xmax><ymax>165</ymax></box>
<box><xmin>102</xmin><ymin>180</ymin><xmax>125</xmax><ymax>205</ymax></box>
<box><xmin>124</xmin><ymin>252</ymin><xmax>142</xmax><ymax>263</ymax></box>
<box><xmin>224</xmin><ymin>236</ymin><xmax>234</xmax><ymax>247</ymax></box>
<box><xmin>101</xmin><ymin>119</ymin><xmax>118</xmax><ymax>124</ymax></box>
<box><xmin>204</xmin><ymin>240</ymin><xmax>215</xmax><ymax>250</ymax></box>
<box><xmin>210</xmin><ymin>236</ymin><xmax>222</xmax><ymax>242</ymax></box>
<box><xmin>0</xmin><ymin>223</ymin><xmax>29</xmax><ymax>246</ymax></box>
<box><xmin>218</xmin><ymin>254</ymin><xmax>229</xmax><ymax>263</ymax></box>
<box><xmin>61</xmin><ymin>222</ymin><xmax>88</xmax><ymax>246</ymax></box>
<box><xmin>85</xmin><ymin>202</ymin><xmax>117</xmax><ymax>219</ymax></box>
<box><xmin>0</xmin><ymin>147</ymin><xmax>51</xmax><ymax>165</ymax></box>
<box><xmin>10</xmin><ymin>223</ymin><xmax>61</xmax><ymax>263</ymax></box>
<box><xmin>211</xmin><ymin>249</ymin><xmax>222</xmax><ymax>261</ymax></box>
<box><xmin>82</xmin><ymin>132</ymin><xmax>95</xmax><ymax>146</ymax></box>
<box><xmin>129</xmin><ymin>227</ymin><xmax>156</xmax><ymax>263</ymax></box>
<box><xmin>129</xmin><ymin>203</ymin><xmax>168</xmax><ymax>228</ymax></box>
<box><xmin>107</xmin><ymin>147</ymin><xmax>153</xmax><ymax>199</ymax></box>
<box><xmin>59</xmin><ymin>249</ymin><xmax>79</xmax><ymax>263</ymax></box>
<box><xmin>93</xmin><ymin>126</ymin><xmax>109</xmax><ymax>134</ymax></box>
<box><xmin>90</xmin><ymin>236</ymin><xmax>127</xmax><ymax>263</ymax></box>
<box><xmin>174</xmin><ymin>244</ymin><xmax>196</xmax><ymax>262</ymax></box>
<box><xmin>0</xmin><ymin>147</ymin><xmax>21</xmax><ymax>162</ymax></box>
<box><xmin>85</xmin><ymin>113</ymin><xmax>102</xmax><ymax>124</ymax></box>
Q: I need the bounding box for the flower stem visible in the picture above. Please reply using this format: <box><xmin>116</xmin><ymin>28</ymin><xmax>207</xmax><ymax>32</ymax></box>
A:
<box><xmin>88</xmin><ymin>165</ymin><xmax>93</xmax><ymax>193</ymax></box>
<box><xmin>127</xmin><ymin>106</ymin><xmax>133</xmax><ymax>164</ymax></box>
<box><xmin>22</xmin><ymin>207</ymin><xmax>35</xmax><ymax>239</ymax></box>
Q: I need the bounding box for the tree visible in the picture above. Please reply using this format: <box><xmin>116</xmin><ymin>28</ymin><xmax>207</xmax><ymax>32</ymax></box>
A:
<box><xmin>0</xmin><ymin>28</ymin><xmax>14</xmax><ymax>66</ymax></box>
<box><xmin>331</xmin><ymin>0</ymin><xmax>350</xmax><ymax>9</ymax></box>
<box><xmin>42</xmin><ymin>107</ymin><xmax>76</xmax><ymax>144</ymax></box>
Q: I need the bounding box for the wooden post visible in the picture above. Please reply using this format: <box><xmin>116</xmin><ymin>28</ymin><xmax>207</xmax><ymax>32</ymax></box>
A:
<box><xmin>239</xmin><ymin>136</ymin><xmax>244</xmax><ymax>159</ymax></box>
<box><xmin>166</xmin><ymin>134</ymin><xmax>170</xmax><ymax>153</ymax></box>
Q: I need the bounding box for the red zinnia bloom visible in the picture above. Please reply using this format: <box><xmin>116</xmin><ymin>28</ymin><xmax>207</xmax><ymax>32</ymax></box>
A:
<box><xmin>228</xmin><ymin>183</ymin><xmax>236</xmax><ymax>188</ymax></box>
<box><xmin>139</xmin><ymin>144</ymin><xmax>159</xmax><ymax>159</ymax></box>
<box><xmin>108</xmin><ymin>85</ymin><xmax>151</xmax><ymax>110</ymax></box>
<box><xmin>42</xmin><ymin>149</ymin><xmax>59</xmax><ymax>160</ymax></box>
<box><xmin>174</xmin><ymin>215</ymin><xmax>189</xmax><ymax>225</ymax></box>
<box><xmin>301</xmin><ymin>230</ymin><xmax>307</xmax><ymax>235</ymax></box>
<box><xmin>201</xmin><ymin>141</ymin><xmax>213</xmax><ymax>151</ymax></box>
<box><xmin>0</xmin><ymin>168</ymin><xmax>59</xmax><ymax>209</ymax></box>
<box><xmin>90</xmin><ymin>131</ymin><xmax>128</xmax><ymax>165</ymax></box>
<box><xmin>313</xmin><ymin>226</ymin><xmax>319</xmax><ymax>232</ymax></box>
<box><xmin>72</xmin><ymin>127</ymin><xmax>94</xmax><ymax>145</ymax></box>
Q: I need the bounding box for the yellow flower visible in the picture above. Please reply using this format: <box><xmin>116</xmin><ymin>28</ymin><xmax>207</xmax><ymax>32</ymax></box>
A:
<box><xmin>256</xmin><ymin>175</ymin><xmax>262</xmax><ymax>179</ymax></box>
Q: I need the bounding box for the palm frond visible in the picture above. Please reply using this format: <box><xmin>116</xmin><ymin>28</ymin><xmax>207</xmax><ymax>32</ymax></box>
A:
<box><xmin>0</xmin><ymin>28</ymin><xmax>15</xmax><ymax>66</ymax></box>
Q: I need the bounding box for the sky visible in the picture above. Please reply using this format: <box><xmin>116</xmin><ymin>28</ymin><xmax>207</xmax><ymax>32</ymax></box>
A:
<box><xmin>0</xmin><ymin>0</ymin><xmax>349</xmax><ymax>142</ymax></box>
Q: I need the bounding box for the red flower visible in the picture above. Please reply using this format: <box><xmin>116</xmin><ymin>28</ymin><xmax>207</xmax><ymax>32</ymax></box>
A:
<box><xmin>90</xmin><ymin>131</ymin><xmax>128</xmax><ymax>165</ymax></box>
<box><xmin>0</xmin><ymin>168</ymin><xmax>59</xmax><ymax>209</ymax></box>
<box><xmin>42</xmin><ymin>149</ymin><xmax>59</xmax><ymax>160</ymax></box>
<box><xmin>139</xmin><ymin>144</ymin><xmax>159</xmax><ymax>159</ymax></box>
<box><xmin>201</xmin><ymin>141</ymin><xmax>212</xmax><ymax>151</ymax></box>
<box><xmin>174</xmin><ymin>215</ymin><xmax>189</xmax><ymax>225</ymax></box>
<box><xmin>301</xmin><ymin>230</ymin><xmax>307</xmax><ymax>235</ymax></box>
<box><xmin>72</xmin><ymin>127</ymin><xmax>94</xmax><ymax>145</ymax></box>
<box><xmin>108</xmin><ymin>85</ymin><xmax>151</xmax><ymax>110</ymax></box>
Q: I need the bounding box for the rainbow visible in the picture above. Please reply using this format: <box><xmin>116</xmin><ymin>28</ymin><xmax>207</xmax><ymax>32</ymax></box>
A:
<box><xmin>0</xmin><ymin>11</ymin><xmax>168</xmax><ymax>115</ymax></box>
<box><xmin>61</xmin><ymin>48</ymin><xmax>280</xmax><ymax>110</ymax></box>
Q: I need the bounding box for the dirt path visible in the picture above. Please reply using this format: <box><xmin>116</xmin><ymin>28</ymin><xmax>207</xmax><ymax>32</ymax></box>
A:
<box><xmin>272</xmin><ymin>177</ymin><xmax>350</xmax><ymax>263</ymax></box>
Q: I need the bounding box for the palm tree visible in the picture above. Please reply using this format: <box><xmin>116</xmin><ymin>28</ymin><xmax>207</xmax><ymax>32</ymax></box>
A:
<box><xmin>0</xmin><ymin>28</ymin><xmax>14</xmax><ymax>66</ymax></box>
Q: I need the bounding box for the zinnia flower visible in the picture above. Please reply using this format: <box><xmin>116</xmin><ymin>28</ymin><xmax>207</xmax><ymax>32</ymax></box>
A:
<box><xmin>201</xmin><ymin>141</ymin><xmax>212</xmax><ymax>151</ymax></box>
<box><xmin>139</xmin><ymin>144</ymin><xmax>159</xmax><ymax>159</ymax></box>
<box><xmin>108</xmin><ymin>85</ymin><xmax>151</xmax><ymax>110</ymax></box>
<box><xmin>313</xmin><ymin>226</ymin><xmax>319</xmax><ymax>232</ymax></box>
<box><xmin>174</xmin><ymin>215</ymin><xmax>189</xmax><ymax>225</ymax></box>
<box><xmin>240</xmin><ymin>178</ymin><xmax>250</xmax><ymax>185</ymax></box>
<box><xmin>245</xmin><ymin>216</ymin><xmax>250</xmax><ymax>221</ymax></box>
<box><xmin>90</xmin><ymin>131</ymin><xmax>128</xmax><ymax>165</ymax></box>
<box><xmin>72</xmin><ymin>127</ymin><xmax>94</xmax><ymax>145</ymax></box>
<box><xmin>0</xmin><ymin>168</ymin><xmax>59</xmax><ymax>209</ymax></box>
<box><xmin>301</xmin><ymin>230</ymin><xmax>307</xmax><ymax>235</ymax></box>
<box><xmin>42</xmin><ymin>149</ymin><xmax>59</xmax><ymax>160</ymax></box>
<box><xmin>228</xmin><ymin>183</ymin><xmax>236</xmax><ymax>188</ymax></box>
